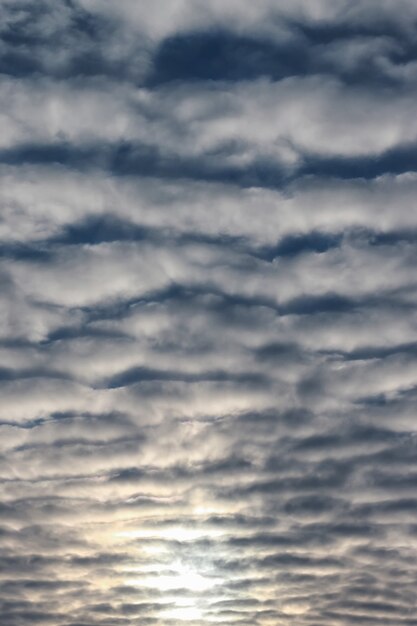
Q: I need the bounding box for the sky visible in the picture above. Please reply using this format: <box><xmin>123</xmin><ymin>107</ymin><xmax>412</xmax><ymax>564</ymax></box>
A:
<box><xmin>1</xmin><ymin>0</ymin><xmax>417</xmax><ymax>624</ymax></box>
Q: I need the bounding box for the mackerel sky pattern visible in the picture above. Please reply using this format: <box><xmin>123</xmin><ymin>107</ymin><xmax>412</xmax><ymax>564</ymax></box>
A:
<box><xmin>1</xmin><ymin>1</ymin><xmax>417</xmax><ymax>625</ymax></box>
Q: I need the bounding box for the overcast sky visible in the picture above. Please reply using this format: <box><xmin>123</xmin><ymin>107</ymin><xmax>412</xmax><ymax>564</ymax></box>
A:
<box><xmin>1</xmin><ymin>1</ymin><xmax>417</xmax><ymax>625</ymax></box>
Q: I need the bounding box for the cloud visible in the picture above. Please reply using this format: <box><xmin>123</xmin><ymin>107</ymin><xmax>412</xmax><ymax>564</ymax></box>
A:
<box><xmin>1</xmin><ymin>1</ymin><xmax>417</xmax><ymax>625</ymax></box>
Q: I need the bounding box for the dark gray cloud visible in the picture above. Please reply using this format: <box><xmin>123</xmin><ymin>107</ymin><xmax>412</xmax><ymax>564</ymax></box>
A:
<box><xmin>1</xmin><ymin>1</ymin><xmax>417</xmax><ymax>625</ymax></box>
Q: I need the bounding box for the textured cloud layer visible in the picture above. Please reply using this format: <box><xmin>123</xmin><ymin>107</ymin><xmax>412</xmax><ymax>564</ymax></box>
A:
<box><xmin>1</xmin><ymin>1</ymin><xmax>417</xmax><ymax>625</ymax></box>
